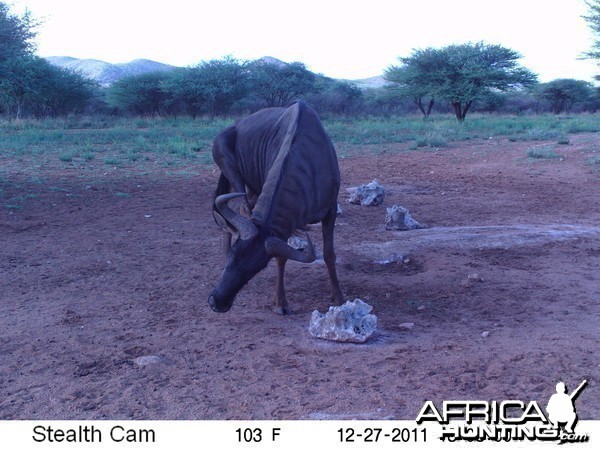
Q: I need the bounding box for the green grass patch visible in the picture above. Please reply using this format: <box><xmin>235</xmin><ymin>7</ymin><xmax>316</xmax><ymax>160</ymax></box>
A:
<box><xmin>59</xmin><ymin>153</ymin><xmax>75</xmax><ymax>162</ymax></box>
<box><xmin>326</xmin><ymin>114</ymin><xmax>599</xmax><ymax>151</ymax></box>
<box><xmin>2</xmin><ymin>192</ymin><xmax>38</xmax><ymax>210</ymax></box>
<box><xmin>0</xmin><ymin>116</ymin><xmax>224</xmax><ymax>168</ymax></box>
<box><xmin>526</xmin><ymin>145</ymin><xmax>561</xmax><ymax>160</ymax></box>
<box><xmin>588</xmin><ymin>155</ymin><xmax>600</xmax><ymax>173</ymax></box>
<box><xmin>49</xmin><ymin>186</ymin><xmax>70</xmax><ymax>192</ymax></box>
<box><xmin>104</xmin><ymin>157</ymin><xmax>121</xmax><ymax>166</ymax></box>
<box><xmin>0</xmin><ymin>114</ymin><xmax>598</xmax><ymax>174</ymax></box>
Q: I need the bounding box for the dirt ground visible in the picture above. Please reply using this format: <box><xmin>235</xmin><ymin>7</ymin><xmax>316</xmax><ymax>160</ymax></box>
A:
<box><xmin>1</xmin><ymin>133</ymin><xmax>599</xmax><ymax>420</ymax></box>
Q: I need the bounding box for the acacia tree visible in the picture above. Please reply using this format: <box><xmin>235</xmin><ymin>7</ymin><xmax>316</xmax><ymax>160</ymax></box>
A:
<box><xmin>583</xmin><ymin>0</ymin><xmax>600</xmax><ymax>81</ymax></box>
<box><xmin>0</xmin><ymin>2</ymin><xmax>37</xmax><ymax>62</ymax></box>
<box><xmin>162</xmin><ymin>57</ymin><xmax>248</xmax><ymax>117</ymax></box>
<box><xmin>0</xmin><ymin>2</ymin><xmax>37</xmax><ymax>117</ymax></box>
<box><xmin>384</xmin><ymin>48</ymin><xmax>442</xmax><ymax>117</ymax></box>
<box><xmin>535</xmin><ymin>79</ymin><xmax>594</xmax><ymax>114</ymax></box>
<box><xmin>386</xmin><ymin>43</ymin><xmax>537</xmax><ymax>121</ymax></box>
<box><xmin>107</xmin><ymin>72</ymin><xmax>170</xmax><ymax>116</ymax></box>
<box><xmin>192</xmin><ymin>57</ymin><xmax>248</xmax><ymax>116</ymax></box>
<box><xmin>305</xmin><ymin>76</ymin><xmax>363</xmax><ymax>115</ymax></box>
<box><xmin>0</xmin><ymin>2</ymin><xmax>95</xmax><ymax>118</ymax></box>
<box><xmin>0</xmin><ymin>56</ymin><xmax>93</xmax><ymax>117</ymax></box>
<box><xmin>248</xmin><ymin>60</ymin><xmax>315</xmax><ymax>107</ymax></box>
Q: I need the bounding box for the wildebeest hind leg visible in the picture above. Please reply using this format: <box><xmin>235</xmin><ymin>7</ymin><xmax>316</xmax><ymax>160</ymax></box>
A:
<box><xmin>273</xmin><ymin>257</ymin><xmax>291</xmax><ymax>315</ymax></box>
<box><xmin>322</xmin><ymin>207</ymin><xmax>344</xmax><ymax>304</ymax></box>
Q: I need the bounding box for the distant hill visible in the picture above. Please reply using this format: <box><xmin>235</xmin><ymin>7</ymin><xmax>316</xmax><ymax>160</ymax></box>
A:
<box><xmin>45</xmin><ymin>57</ymin><xmax>176</xmax><ymax>86</ymax></box>
<box><xmin>342</xmin><ymin>75</ymin><xmax>389</xmax><ymax>90</ymax></box>
<box><xmin>45</xmin><ymin>55</ymin><xmax>388</xmax><ymax>89</ymax></box>
<box><xmin>255</xmin><ymin>56</ymin><xmax>288</xmax><ymax>68</ymax></box>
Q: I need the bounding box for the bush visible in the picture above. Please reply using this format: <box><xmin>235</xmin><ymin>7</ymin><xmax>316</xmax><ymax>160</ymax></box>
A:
<box><xmin>526</xmin><ymin>145</ymin><xmax>561</xmax><ymax>159</ymax></box>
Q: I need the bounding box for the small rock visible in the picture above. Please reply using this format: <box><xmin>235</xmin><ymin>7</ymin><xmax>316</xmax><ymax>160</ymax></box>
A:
<box><xmin>481</xmin><ymin>331</ymin><xmax>490</xmax><ymax>338</ymax></box>
<box><xmin>398</xmin><ymin>322</ymin><xmax>415</xmax><ymax>330</ymax></box>
<box><xmin>375</xmin><ymin>252</ymin><xmax>407</xmax><ymax>265</ymax></box>
<box><xmin>347</xmin><ymin>179</ymin><xmax>385</xmax><ymax>206</ymax></box>
<box><xmin>134</xmin><ymin>355</ymin><xmax>162</xmax><ymax>366</ymax></box>
<box><xmin>385</xmin><ymin>204</ymin><xmax>425</xmax><ymax>231</ymax></box>
<box><xmin>417</xmin><ymin>305</ymin><xmax>426</xmax><ymax>311</ymax></box>
<box><xmin>375</xmin><ymin>259</ymin><xmax>393</xmax><ymax>265</ymax></box>
<box><xmin>461</xmin><ymin>273</ymin><xmax>485</xmax><ymax>287</ymax></box>
<box><xmin>309</xmin><ymin>299</ymin><xmax>377</xmax><ymax>343</ymax></box>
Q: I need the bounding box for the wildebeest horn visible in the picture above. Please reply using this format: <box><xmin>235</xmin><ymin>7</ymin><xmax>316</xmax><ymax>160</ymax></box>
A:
<box><xmin>214</xmin><ymin>192</ymin><xmax>258</xmax><ymax>240</ymax></box>
<box><xmin>264</xmin><ymin>233</ymin><xmax>316</xmax><ymax>263</ymax></box>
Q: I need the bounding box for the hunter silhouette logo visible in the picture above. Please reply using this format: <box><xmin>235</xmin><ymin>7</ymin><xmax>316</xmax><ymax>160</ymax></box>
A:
<box><xmin>546</xmin><ymin>380</ymin><xmax>587</xmax><ymax>434</ymax></box>
<box><xmin>416</xmin><ymin>379</ymin><xmax>590</xmax><ymax>443</ymax></box>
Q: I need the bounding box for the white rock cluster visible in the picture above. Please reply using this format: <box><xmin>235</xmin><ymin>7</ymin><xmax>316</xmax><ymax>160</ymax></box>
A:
<box><xmin>385</xmin><ymin>204</ymin><xmax>424</xmax><ymax>231</ymax></box>
<box><xmin>309</xmin><ymin>299</ymin><xmax>377</xmax><ymax>343</ymax></box>
<box><xmin>347</xmin><ymin>180</ymin><xmax>385</xmax><ymax>206</ymax></box>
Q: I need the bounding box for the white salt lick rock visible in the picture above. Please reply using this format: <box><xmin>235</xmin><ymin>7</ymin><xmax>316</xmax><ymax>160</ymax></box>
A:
<box><xmin>347</xmin><ymin>180</ymin><xmax>385</xmax><ymax>206</ymax></box>
<box><xmin>309</xmin><ymin>298</ymin><xmax>378</xmax><ymax>343</ymax></box>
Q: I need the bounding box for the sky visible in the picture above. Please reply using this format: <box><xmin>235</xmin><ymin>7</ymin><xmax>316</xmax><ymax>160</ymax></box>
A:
<box><xmin>9</xmin><ymin>0</ymin><xmax>600</xmax><ymax>83</ymax></box>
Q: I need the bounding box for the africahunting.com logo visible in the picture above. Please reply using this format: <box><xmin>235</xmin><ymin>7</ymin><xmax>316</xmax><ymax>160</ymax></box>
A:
<box><xmin>416</xmin><ymin>380</ymin><xmax>589</xmax><ymax>444</ymax></box>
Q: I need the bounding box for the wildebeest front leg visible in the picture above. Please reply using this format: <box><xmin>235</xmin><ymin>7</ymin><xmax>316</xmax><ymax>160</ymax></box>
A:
<box><xmin>273</xmin><ymin>257</ymin><xmax>291</xmax><ymax>315</ymax></box>
<box><xmin>322</xmin><ymin>207</ymin><xmax>344</xmax><ymax>304</ymax></box>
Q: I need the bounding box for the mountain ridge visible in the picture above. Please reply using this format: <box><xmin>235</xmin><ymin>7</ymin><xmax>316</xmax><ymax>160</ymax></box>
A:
<box><xmin>45</xmin><ymin>56</ymin><xmax>387</xmax><ymax>89</ymax></box>
<box><xmin>45</xmin><ymin>56</ymin><xmax>177</xmax><ymax>86</ymax></box>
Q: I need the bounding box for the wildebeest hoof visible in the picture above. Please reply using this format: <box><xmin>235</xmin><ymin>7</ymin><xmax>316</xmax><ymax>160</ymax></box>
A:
<box><xmin>274</xmin><ymin>306</ymin><xmax>292</xmax><ymax>315</ymax></box>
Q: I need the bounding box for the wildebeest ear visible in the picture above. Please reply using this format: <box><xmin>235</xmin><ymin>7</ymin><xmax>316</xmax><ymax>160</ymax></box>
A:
<box><xmin>214</xmin><ymin>192</ymin><xmax>258</xmax><ymax>240</ymax></box>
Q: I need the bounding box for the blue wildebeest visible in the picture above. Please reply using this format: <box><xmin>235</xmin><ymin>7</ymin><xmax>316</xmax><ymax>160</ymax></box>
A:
<box><xmin>209</xmin><ymin>101</ymin><xmax>343</xmax><ymax>314</ymax></box>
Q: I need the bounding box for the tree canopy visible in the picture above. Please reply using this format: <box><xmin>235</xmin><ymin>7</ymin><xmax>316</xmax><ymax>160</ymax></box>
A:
<box><xmin>583</xmin><ymin>0</ymin><xmax>600</xmax><ymax>63</ymax></box>
<box><xmin>0</xmin><ymin>2</ymin><xmax>96</xmax><ymax>118</ymax></box>
<box><xmin>1</xmin><ymin>0</ymin><xmax>594</xmax><ymax>120</ymax></box>
<box><xmin>535</xmin><ymin>79</ymin><xmax>594</xmax><ymax>114</ymax></box>
<box><xmin>108</xmin><ymin>72</ymin><xmax>171</xmax><ymax>116</ymax></box>
<box><xmin>385</xmin><ymin>42</ymin><xmax>538</xmax><ymax>120</ymax></box>
<box><xmin>159</xmin><ymin>57</ymin><xmax>248</xmax><ymax>118</ymax></box>
<box><xmin>0</xmin><ymin>3</ymin><xmax>37</xmax><ymax>62</ymax></box>
<box><xmin>104</xmin><ymin>58</ymin><xmax>334</xmax><ymax>117</ymax></box>
<box><xmin>384</xmin><ymin>48</ymin><xmax>443</xmax><ymax>117</ymax></box>
<box><xmin>248</xmin><ymin>60</ymin><xmax>316</xmax><ymax>107</ymax></box>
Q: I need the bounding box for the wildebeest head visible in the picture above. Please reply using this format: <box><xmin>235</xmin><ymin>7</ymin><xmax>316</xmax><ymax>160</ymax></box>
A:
<box><xmin>209</xmin><ymin>193</ymin><xmax>315</xmax><ymax>312</ymax></box>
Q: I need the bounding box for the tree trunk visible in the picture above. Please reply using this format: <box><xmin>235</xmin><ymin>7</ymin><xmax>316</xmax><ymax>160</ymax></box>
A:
<box><xmin>16</xmin><ymin>100</ymin><xmax>23</xmax><ymax>120</ymax></box>
<box><xmin>414</xmin><ymin>97</ymin><xmax>435</xmax><ymax>118</ymax></box>
<box><xmin>452</xmin><ymin>102</ymin><xmax>463</xmax><ymax>121</ymax></box>
<box><xmin>414</xmin><ymin>97</ymin><xmax>426</xmax><ymax>117</ymax></box>
<box><xmin>426</xmin><ymin>98</ymin><xmax>435</xmax><ymax>116</ymax></box>
<box><xmin>452</xmin><ymin>100</ymin><xmax>473</xmax><ymax>121</ymax></box>
<box><xmin>462</xmin><ymin>100</ymin><xmax>473</xmax><ymax>120</ymax></box>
